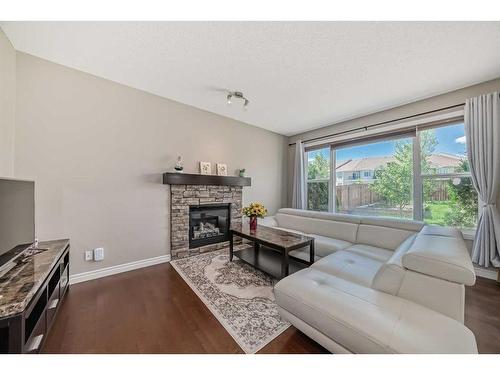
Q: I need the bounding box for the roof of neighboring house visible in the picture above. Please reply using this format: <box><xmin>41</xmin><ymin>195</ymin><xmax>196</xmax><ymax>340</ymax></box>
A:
<box><xmin>427</xmin><ymin>153</ymin><xmax>463</xmax><ymax>169</ymax></box>
<box><xmin>336</xmin><ymin>156</ymin><xmax>393</xmax><ymax>172</ymax></box>
<box><xmin>336</xmin><ymin>153</ymin><xmax>463</xmax><ymax>173</ymax></box>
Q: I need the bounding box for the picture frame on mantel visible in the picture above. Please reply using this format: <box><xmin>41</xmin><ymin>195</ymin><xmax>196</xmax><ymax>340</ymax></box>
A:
<box><xmin>200</xmin><ymin>161</ymin><xmax>212</xmax><ymax>175</ymax></box>
<box><xmin>216</xmin><ymin>163</ymin><xmax>228</xmax><ymax>176</ymax></box>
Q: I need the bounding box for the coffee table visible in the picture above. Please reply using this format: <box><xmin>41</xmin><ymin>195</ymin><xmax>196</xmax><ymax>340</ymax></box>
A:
<box><xmin>229</xmin><ymin>224</ymin><xmax>315</xmax><ymax>279</ymax></box>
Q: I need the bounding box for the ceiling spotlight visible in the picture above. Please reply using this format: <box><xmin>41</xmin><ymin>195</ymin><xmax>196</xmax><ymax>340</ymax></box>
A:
<box><xmin>226</xmin><ymin>91</ymin><xmax>249</xmax><ymax>110</ymax></box>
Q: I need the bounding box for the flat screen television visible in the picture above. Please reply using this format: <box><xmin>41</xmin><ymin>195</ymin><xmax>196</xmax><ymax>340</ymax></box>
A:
<box><xmin>0</xmin><ymin>178</ymin><xmax>35</xmax><ymax>267</ymax></box>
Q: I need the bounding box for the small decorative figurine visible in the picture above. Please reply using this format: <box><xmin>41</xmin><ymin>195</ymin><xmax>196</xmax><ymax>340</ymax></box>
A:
<box><xmin>239</xmin><ymin>168</ymin><xmax>246</xmax><ymax>177</ymax></box>
<box><xmin>174</xmin><ymin>156</ymin><xmax>184</xmax><ymax>173</ymax></box>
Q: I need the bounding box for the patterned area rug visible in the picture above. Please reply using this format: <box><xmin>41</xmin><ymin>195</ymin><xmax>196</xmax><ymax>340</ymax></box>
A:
<box><xmin>171</xmin><ymin>246</ymin><xmax>290</xmax><ymax>353</ymax></box>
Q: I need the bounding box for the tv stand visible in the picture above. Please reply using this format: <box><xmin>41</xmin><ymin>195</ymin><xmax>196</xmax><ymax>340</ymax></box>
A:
<box><xmin>0</xmin><ymin>239</ymin><xmax>70</xmax><ymax>353</ymax></box>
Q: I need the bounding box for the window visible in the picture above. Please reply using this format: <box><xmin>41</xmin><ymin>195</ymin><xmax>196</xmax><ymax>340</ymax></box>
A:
<box><xmin>418</xmin><ymin>123</ymin><xmax>478</xmax><ymax>229</ymax></box>
<box><xmin>335</xmin><ymin>138</ymin><xmax>414</xmax><ymax>220</ymax></box>
<box><xmin>306</xmin><ymin>147</ymin><xmax>330</xmax><ymax>212</ymax></box>
<box><xmin>302</xmin><ymin>119</ymin><xmax>478</xmax><ymax>230</ymax></box>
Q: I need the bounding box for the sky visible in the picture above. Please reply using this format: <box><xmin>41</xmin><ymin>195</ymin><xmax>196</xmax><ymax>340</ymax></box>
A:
<box><xmin>308</xmin><ymin>123</ymin><xmax>467</xmax><ymax>163</ymax></box>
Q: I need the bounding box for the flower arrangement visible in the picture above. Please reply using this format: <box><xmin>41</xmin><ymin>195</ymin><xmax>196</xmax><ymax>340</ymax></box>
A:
<box><xmin>242</xmin><ymin>202</ymin><xmax>267</xmax><ymax>218</ymax></box>
<box><xmin>242</xmin><ymin>202</ymin><xmax>267</xmax><ymax>231</ymax></box>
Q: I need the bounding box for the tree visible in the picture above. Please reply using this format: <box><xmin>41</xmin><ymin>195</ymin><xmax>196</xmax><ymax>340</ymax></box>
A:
<box><xmin>444</xmin><ymin>159</ymin><xmax>478</xmax><ymax>228</ymax></box>
<box><xmin>307</xmin><ymin>153</ymin><xmax>329</xmax><ymax>180</ymax></box>
<box><xmin>307</xmin><ymin>153</ymin><xmax>329</xmax><ymax>211</ymax></box>
<box><xmin>371</xmin><ymin>131</ymin><xmax>437</xmax><ymax>215</ymax></box>
<box><xmin>371</xmin><ymin>140</ymin><xmax>413</xmax><ymax>214</ymax></box>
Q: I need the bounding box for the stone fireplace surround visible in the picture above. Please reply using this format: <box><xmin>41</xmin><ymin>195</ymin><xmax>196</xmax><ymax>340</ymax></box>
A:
<box><xmin>170</xmin><ymin>184</ymin><xmax>243</xmax><ymax>259</ymax></box>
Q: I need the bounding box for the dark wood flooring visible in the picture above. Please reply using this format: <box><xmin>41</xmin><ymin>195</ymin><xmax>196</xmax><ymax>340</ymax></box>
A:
<box><xmin>42</xmin><ymin>262</ymin><xmax>500</xmax><ymax>354</ymax></box>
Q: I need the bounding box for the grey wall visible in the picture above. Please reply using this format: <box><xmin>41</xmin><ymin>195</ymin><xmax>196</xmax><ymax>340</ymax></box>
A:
<box><xmin>0</xmin><ymin>29</ymin><xmax>15</xmax><ymax>177</ymax></box>
<box><xmin>287</xmin><ymin>77</ymin><xmax>500</xmax><ymax>207</ymax></box>
<box><xmin>14</xmin><ymin>52</ymin><xmax>288</xmax><ymax>275</ymax></box>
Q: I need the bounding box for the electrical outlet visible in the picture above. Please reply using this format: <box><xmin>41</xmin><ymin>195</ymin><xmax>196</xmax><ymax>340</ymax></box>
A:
<box><xmin>93</xmin><ymin>247</ymin><xmax>104</xmax><ymax>261</ymax></box>
<box><xmin>84</xmin><ymin>250</ymin><xmax>93</xmax><ymax>261</ymax></box>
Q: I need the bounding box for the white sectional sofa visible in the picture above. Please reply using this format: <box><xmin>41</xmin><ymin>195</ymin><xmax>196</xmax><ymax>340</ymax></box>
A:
<box><xmin>262</xmin><ymin>208</ymin><xmax>478</xmax><ymax>354</ymax></box>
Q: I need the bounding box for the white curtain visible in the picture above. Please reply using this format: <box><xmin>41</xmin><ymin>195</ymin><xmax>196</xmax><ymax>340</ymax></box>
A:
<box><xmin>292</xmin><ymin>140</ymin><xmax>306</xmax><ymax>209</ymax></box>
<box><xmin>465</xmin><ymin>91</ymin><xmax>500</xmax><ymax>267</ymax></box>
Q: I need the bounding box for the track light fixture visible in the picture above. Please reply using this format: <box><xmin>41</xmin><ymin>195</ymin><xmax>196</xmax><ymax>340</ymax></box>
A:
<box><xmin>226</xmin><ymin>91</ymin><xmax>249</xmax><ymax>110</ymax></box>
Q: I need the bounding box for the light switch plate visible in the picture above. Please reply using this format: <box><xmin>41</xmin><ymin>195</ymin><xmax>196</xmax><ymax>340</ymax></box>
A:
<box><xmin>93</xmin><ymin>247</ymin><xmax>104</xmax><ymax>261</ymax></box>
<box><xmin>84</xmin><ymin>250</ymin><xmax>93</xmax><ymax>261</ymax></box>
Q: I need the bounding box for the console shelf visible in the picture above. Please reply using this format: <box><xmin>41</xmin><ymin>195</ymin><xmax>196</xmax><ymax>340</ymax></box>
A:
<box><xmin>0</xmin><ymin>239</ymin><xmax>70</xmax><ymax>354</ymax></box>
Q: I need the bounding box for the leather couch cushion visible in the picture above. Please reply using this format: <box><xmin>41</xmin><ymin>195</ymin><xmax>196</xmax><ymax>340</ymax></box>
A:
<box><xmin>360</xmin><ymin>216</ymin><xmax>424</xmax><ymax>232</ymax></box>
<box><xmin>356</xmin><ymin>224</ymin><xmax>416</xmax><ymax>250</ymax></box>
<box><xmin>276</xmin><ymin>212</ymin><xmax>359</xmax><ymax>243</ymax></box>
<box><xmin>308</xmin><ymin>234</ymin><xmax>352</xmax><ymax>257</ymax></box>
<box><xmin>403</xmin><ymin>234</ymin><xmax>476</xmax><ymax>286</ymax></box>
<box><xmin>345</xmin><ymin>244</ymin><xmax>393</xmax><ymax>262</ymax></box>
<box><xmin>311</xmin><ymin>251</ymin><xmax>383</xmax><ymax>287</ymax></box>
<box><xmin>420</xmin><ymin>225</ymin><xmax>463</xmax><ymax>238</ymax></box>
<box><xmin>274</xmin><ymin>268</ymin><xmax>478</xmax><ymax>354</ymax></box>
<box><xmin>278</xmin><ymin>208</ymin><xmax>361</xmax><ymax>224</ymax></box>
<box><xmin>258</xmin><ymin>216</ymin><xmax>279</xmax><ymax>228</ymax></box>
<box><xmin>276</xmin><ymin>229</ymin><xmax>348</xmax><ymax>259</ymax></box>
<box><xmin>371</xmin><ymin>234</ymin><xmax>416</xmax><ymax>295</ymax></box>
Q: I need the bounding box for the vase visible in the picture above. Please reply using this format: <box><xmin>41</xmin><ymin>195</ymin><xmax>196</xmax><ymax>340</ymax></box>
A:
<box><xmin>249</xmin><ymin>216</ymin><xmax>257</xmax><ymax>231</ymax></box>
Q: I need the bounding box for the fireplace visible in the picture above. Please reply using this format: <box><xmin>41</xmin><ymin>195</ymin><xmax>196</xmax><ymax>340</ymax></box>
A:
<box><xmin>189</xmin><ymin>203</ymin><xmax>231</xmax><ymax>249</ymax></box>
<box><xmin>167</xmin><ymin>181</ymin><xmax>246</xmax><ymax>259</ymax></box>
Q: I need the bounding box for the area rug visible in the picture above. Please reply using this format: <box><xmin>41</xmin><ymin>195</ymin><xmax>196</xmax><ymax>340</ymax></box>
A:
<box><xmin>170</xmin><ymin>246</ymin><xmax>290</xmax><ymax>353</ymax></box>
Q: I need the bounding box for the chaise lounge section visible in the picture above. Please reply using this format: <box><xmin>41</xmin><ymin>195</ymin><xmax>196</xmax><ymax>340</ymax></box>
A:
<box><xmin>262</xmin><ymin>208</ymin><xmax>478</xmax><ymax>353</ymax></box>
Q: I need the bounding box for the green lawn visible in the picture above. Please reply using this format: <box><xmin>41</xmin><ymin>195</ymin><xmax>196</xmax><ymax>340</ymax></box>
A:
<box><xmin>424</xmin><ymin>201</ymin><xmax>452</xmax><ymax>226</ymax></box>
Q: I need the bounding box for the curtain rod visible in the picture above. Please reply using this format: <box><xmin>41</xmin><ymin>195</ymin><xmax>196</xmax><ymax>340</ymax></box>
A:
<box><xmin>288</xmin><ymin>103</ymin><xmax>465</xmax><ymax>147</ymax></box>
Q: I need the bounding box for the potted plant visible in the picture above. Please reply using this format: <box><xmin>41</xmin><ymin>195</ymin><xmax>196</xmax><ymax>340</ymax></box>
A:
<box><xmin>242</xmin><ymin>202</ymin><xmax>267</xmax><ymax>231</ymax></box>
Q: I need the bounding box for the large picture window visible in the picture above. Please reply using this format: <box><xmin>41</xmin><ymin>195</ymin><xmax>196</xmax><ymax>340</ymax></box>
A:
<box><xmin>303</xmin><ymin>120</ymin><xmax>478</xmax><ymax>230</ymax></box>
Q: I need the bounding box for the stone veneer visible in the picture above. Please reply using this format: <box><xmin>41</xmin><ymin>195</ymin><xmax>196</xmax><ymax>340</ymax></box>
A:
<box><xmin>170</xmin><ymin>184</ymin><xmax>243</xmax><ymax>259</ymax></box>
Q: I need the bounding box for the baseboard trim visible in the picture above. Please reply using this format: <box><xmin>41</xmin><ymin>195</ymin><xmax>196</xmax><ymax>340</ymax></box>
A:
<box><xmin>474</xmin><ymin>266</ymin><xmax>498</xmax><ymax>281</ymax></box>
<box><xmin>69</xmin><ymin>254</ymin><xmax>171</xmax><ymax>285</ymax></box>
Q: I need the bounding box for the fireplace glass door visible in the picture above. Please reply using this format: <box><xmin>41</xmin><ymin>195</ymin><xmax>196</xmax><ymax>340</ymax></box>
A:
<box><xmin>189</xmin><ymin>203</ymin><xmax>231</xmax><ymax>249</ymax></box>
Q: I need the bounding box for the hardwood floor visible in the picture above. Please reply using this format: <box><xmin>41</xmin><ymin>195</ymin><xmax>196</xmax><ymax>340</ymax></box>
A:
<box><xmin>465</xmin><ymin>276</ymin><xmax>500</xmax><ymax>353</ymax></box>
<box><xmin>42</xmin><ymin>262</ymin><xmax>327</xmax><ymax>353</ymax></box>
<box><xmin>42</xmin><ymin>262</ymin><xmax>500</xmax><ymax>354</ymax></box>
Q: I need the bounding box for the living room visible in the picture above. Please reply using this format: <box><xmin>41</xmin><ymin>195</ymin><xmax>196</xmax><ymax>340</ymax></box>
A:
<box><xmin>1</xmin><ymin>1</ymin><xmax>500</xmax><ymax>372</ymax></box>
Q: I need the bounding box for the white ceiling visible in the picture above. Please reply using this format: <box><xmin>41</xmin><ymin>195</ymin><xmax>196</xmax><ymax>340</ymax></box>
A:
<box><xmin>2</xmin><ymin>22</ymin><xmax>500</xmax><ymax>136</ymax></box>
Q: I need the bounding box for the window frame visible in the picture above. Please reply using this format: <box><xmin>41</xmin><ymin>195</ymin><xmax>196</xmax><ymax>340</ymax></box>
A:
<box><xmin>302</xmin><ymin>116</ymin><xmax>477</xmax><ymax>231</ymax></box>
<box><xmin>305</xmin><ymin>147</ymin><xmax>332</xmax><ymax>212</ymax></box>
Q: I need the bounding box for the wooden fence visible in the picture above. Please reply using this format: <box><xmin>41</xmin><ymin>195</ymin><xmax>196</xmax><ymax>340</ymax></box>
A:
<box><xmin>336</xmin><ymin>180</ymin><xmax>449</xmax><ymax>211</ymax></box>
<box><xmin>336</xmin><ymin>184</ymin><xmax>381</xmax><ymax>211</ymax></box>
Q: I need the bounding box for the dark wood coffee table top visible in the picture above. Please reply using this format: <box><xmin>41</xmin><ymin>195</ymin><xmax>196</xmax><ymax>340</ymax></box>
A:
<box><xmin>230</xmin><ymin>223</ymin><xmax>314</xmax><ymax>251</ymax></box>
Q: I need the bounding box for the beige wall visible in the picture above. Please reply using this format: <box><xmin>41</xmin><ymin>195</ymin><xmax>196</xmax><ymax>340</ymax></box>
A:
<box><xmin>14</xmin><ymin>52</ymin><xmax>288</xmax><ymax>275</ymax></box>
<box><xmin>287</xmin><ymin>77</ymin><xmax>500</xmax><ymax>207</ymax></box>
<box><xmin>0</xmin><ymin>28</ymin><xmax>15</xmax><ymax>177</ymax></box>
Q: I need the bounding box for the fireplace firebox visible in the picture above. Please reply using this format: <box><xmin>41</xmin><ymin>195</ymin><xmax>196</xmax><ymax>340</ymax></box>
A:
<box><xmin>189</xmin><ymin>203</ymin><xmax>231</xmax><ymax>249</ymax></box>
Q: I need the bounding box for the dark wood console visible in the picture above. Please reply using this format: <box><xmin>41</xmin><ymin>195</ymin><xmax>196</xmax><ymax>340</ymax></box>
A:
<box><xmin>0</xmin><ymin>239</ymin><xmax>70</xmax><ymax>353</ymax></box>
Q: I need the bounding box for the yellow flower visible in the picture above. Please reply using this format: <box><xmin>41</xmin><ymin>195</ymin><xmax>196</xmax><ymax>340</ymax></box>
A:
<box><xmin>243</xmin><ymin>202</ymin><xmax>267</xmax><ymax>218</ymax></box>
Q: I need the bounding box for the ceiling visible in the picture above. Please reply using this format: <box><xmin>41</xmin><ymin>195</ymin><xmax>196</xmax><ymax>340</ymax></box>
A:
<box><xmin>2</xmin><ymin>22</ymin><xmax>500</xmax><ymax>136</ymax></box>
